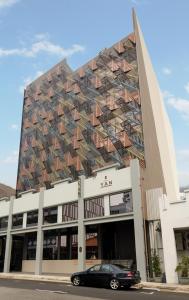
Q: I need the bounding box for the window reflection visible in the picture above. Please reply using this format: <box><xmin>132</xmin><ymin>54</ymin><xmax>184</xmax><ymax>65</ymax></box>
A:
<box><xmin>12</xmin><ymin>213</ymin><xmax>23</xmax><ymax>229</ymax></box>
<box><xmin>109</xmin><ymin>191</ymin><xmax>132</xmax><ymax>215</ymax></box>
<box><xmin>43</xmin><ymin>206</ymin><xmax>58</xmax><ymax>224</ymax></box>
<box><xmin>43</xmin><ymin>229</ymin><xmax>78</xmax><ymax>260</ymax></box>
<box><xmin>84</xmin><ymin>197</ymin><xmax>104</xmax><ymax>219</ymax></box>
<box><xmin>25</xmin><ymin>232</ymin><xmax>37</xmax><ymax>260</ymax></box>
<box><xmin>27</xmin><ymin>210</ymin><xmax>38</xmax><ymax>227</ymax></box>
<box><xmin>0</xmin><ymin>217</ymin><xmax>8</xmax><ymax>231</ymax></box>
<box><xmin>62</xmin><ymin>202</ymin><xmax>78</xmax><ymax>222</ymax></box>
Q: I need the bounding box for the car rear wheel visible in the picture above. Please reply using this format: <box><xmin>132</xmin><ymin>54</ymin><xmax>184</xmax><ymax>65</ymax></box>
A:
<box><xmin>72</xmin><ymin>276</ymin><xmax>81</xmax><ymax>286</ymax></box>
<box><xmin>110</xmin><ymin>278</ymin><xmax>120</xmax><ymax>290</ymax></box>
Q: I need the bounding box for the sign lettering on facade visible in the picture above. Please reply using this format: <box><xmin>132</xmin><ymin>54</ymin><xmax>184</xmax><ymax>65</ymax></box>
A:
<box><xmin>100</xmin><ymin>176</ymin><xmax>112</xmax><ymax>188</ymax></box>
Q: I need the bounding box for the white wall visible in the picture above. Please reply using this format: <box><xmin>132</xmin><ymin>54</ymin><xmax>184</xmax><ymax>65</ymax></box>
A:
<box><xmin>0</xmin><ymin>198</ymin><xmax>10</xmax><ymax>217</ymax></box>
<box><xmin>0</xmin><ymin>165</ymin><xmax>132</xmax><ymax>219</ymax></box>
<box><xmin>44</xmin><ymin>181</ymin><xmax>78</xmax><ymax>207</ymax></box>
<box><xmin>13</xmin><ymin>192</ymin><xmax>39</xmax><ymax>214</ymax></box>
<box><xmin>84</xmin><ymin>166</ymin><xmax>131</xmax><ymax>199</ymax></box>
<box><xmin>159</xmin><ymin>191</ymin><xmax>189</xmax><ymax>283</ymax></box>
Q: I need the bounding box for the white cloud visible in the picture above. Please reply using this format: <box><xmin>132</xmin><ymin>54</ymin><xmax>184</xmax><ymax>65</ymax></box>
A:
<box><xmin>0</xmin><ymin>34</ymin><xmax>85</xmax><ymax>58</ymax></box>
<box><xmin>19</xmin><ymin>70</ymin><xmax>44</xmax><ymax>94</ymax></box>
<box><xmin>10</xmin><ymin>124</ymin><xmax>19</xmax><ymax>130</ymax></box>
<box><xmin>184</xmin><ymin>82</ymin><xmax>189</xmax><ymax>94</ymax></box>
<box><xmin>162</xmin><ymin>89</ymin><xmax>189</xmax><ymax>120</ymax></box>
<box><xmin>162</xmin><ymin>67</ymin><xmax>172</xmax><ymax>75</ymax></box>
<box><xmin>0</xmin><ymin>150</ymin><xmax>19</xmax><ymax>164</ymax></box>
<box><xmin>0</xmin><ymin>0</ymin><xmax>19</xmax><ymax>8</ymax></box>
<box><xmin>161</xmin><ymin>90</ymin><xmax>174</xmax><ymax>98</ymax></box>
<box><xmin>167</xmin><ymin>97</ymin><xmax>189</xmax><ymax>120</ymax></box>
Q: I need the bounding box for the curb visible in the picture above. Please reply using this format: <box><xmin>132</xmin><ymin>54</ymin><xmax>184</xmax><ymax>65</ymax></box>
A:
<box><xmin>0</xmin><ymin>274</ymin><xmax>71</xmax><ymax>284</ymax></box>
<box><xmin>138</xmin><ymin>283</ymin><xmax>189</xmax><ymax>294</ymax></box>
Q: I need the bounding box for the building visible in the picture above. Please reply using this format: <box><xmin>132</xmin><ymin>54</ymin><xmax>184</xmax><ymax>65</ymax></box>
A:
<box><xmin>0</xmin><ymin>11</ymin><xmax>182</xmax><ymax>283</ymax></box>
<box><xmin>0</xmin><ymin>183</ymin><xmax>15</xmax><ymax>199</ymax></box>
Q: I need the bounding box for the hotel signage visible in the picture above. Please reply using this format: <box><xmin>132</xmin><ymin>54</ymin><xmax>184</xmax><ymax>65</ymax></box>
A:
<box><xmin>100</xmin><ymin>176</ymin><xmax>112</xmax><ymax>188</ymax></box>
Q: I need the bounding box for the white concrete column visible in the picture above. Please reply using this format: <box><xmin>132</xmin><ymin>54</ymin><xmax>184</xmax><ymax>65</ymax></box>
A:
<box><xmin>104</xmin><ymin>195</ymin><xmax>110</xmax><ymax>216</ymax></box>
<box><xmin>4</xmin><ymin>196</ymin><xmax>14</xmax><ymax>273</ymax></box>
<box><xmin>23</xmin><ymin>212</ymin><xmax>27</xmax><ymax>229</ymax></box>
<box><xmin>78</xmin><ymin>175</ymin><xmax>86</xmax><ymax>271</ymax></box>
<box><xmin>35</xmin><ymin>187</ymin><xmax>45</xmax><ymax>275</ymax></box>
<box><xmin>131</xmin><ymin>159</ymin><xmax>147</xmax><ymax>281</ymax></box>
<box><xmin>57</xmin><ymin>205</ymin><xmax>63</xmax><ymax>223</ymax></box>
<box><xmin>159</xmin><ymin>197</ymin><xmax>178</xmax><ymax>283</ymax></box>
<box><xmin>161</xmin><ymin>226</ymin><xmax>178</xmax><ymax>283</ymax></box>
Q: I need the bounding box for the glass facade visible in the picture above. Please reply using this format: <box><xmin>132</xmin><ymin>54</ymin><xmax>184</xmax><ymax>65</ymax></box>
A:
<box><xmin>62</xmin><ymin>202</ymin><xmax>78</xmax><ymax>222</ymax></box>
<box><xmin>12</xmin><ymin>213</ymin><xmax>23</xmax><ymax>229</ymax></box>
<box><xmin>16</xmin><ymin>32</ymin><xmax>144</xmax><ymax>196</ymax></box>
<box><xmin>43</xmin><ymin>206</ymin><xmax>58</xmax><ymax>224</ymax></box>
<box><xmin>27</xmin><ymin>210</ymin><xmax>38</xmax><ymax>227</ymax></box>
<box><xmin>25</xmin><ymin>232</ymin><xmax>37</xmax><ymax>260</ymax></box>
<box><xmin>43</xmin><ymin>229</ymin><xmax>78</xmax><ymax>260</ymax></box>
<box><xmin>86</xmin><ymin>232</ymin><xmax>98</xmax><ymax>259</ymax></box>
<box><xmin>0</xmin><ymin>217</ymin><xmax>8</xmax><ymax>231</ymax></box>
<box><xmin>84</xmin><ymin>197</ymin><xmax>104</xmax><ymax>219</ymax></box>
<box><xmin>109</xmin><ymin>191</ymin><xmax>133</xmax><ymax>215</ymax></box>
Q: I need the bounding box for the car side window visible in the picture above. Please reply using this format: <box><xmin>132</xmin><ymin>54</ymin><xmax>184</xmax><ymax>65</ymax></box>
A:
<box><xmin>109</xmin><ymin>265</ymin><xmax>114</xmax><ymax>273</ymax></box>
<box><xmin>88</xmin><ymin>265</ymin><xmax>101</xmax><ymax>273</ymax></box>
<box><xmin>101</xmin><ymin>264</ymin><xmax>111</xmax><ymax>272</ymax></box>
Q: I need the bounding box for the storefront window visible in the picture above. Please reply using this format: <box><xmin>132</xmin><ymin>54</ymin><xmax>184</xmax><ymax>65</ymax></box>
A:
<box><xmin>43</xmin><ymin>233</ymin><xmax>59</xmax><ymax>260</ymax></box>
<box><xmin>0</xmin><ymin>216</ymin><xmax>8</xmax><ymax>231</ymax></box>
<box><xmin>84</xmin><ymin>197</ymin><xmax>104</xmax><ymax>219</ymax></box>
<box><xmin>43</xmin><ymin>206</ymin><xmax>58</xmax><ymax>224</ymax></box>
<box><xmin>43</xmin><ymin>229</ymin><xmax>78</xmax><ymax>260</ymax></box>
<box><xmin>27</xmin><ymin>210</ymin><xmax>38</xmax><ymax>227</ymax></box>
<box><xmin>62</xmin><ymin>202</ymin><xmax>78</xmax><ymax>222</ymax></box>
<box><xmin>26</xmin><ymin>233</ymin><xmax>37</xmax><ymax>260</ymax></box>
<box><xmin>12</xmin><ymin>213</ymin><xmax>23</xmax><ymax>229</ymax></box>
<box><xmin>86</xmin><ymin>232</ymin><xmax>98</xmax><ymax>259</ymax></box>
<box><xmin>109</xmin><ymin>191</ymin><xmax>133</xmax><ymax>215</ymax></box>
<box><xmin>71</xmin><ymin>234</ymin><xmax>78</xmax><ymax>259</ymax></box>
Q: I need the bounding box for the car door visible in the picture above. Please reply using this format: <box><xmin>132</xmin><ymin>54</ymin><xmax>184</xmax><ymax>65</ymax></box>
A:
<box><xmin>85</xmin><ymin>264</ymin><xmax>101</xmax><ymax>286</ymax></box>
<box><xmin>98</xmin><ymin>264</ymin><xmax>113</xmax><ymax>287</ymax></box>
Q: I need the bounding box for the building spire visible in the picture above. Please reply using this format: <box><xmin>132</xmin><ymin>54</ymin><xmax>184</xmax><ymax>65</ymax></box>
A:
<box><xmin>132</xmin><ymin>10</ymin><xmax>180</xmax><ymax>202</ymax></box>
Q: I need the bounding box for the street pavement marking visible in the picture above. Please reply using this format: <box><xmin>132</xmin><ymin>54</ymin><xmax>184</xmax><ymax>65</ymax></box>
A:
<box><xmin>36</xmin><ymin>289</ymin><xmax>67</xmax><ymax>294</ymax></box>
<box><xmin>144</xmin><ymin>287</ymin><xmax>160</xmax><ymax>292</ymax></box>
<box><xmin>140</xmin><ymin>292</ymin><xmax>154</xmax><ymax>295</ymax></box>
<box><xmin>53</xmin><ymin>291</ymin><xmax>68</xmax><ymax>294</ymax></box>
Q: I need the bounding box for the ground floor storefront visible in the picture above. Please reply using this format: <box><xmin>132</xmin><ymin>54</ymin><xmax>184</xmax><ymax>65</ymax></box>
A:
<box><xmin>1</xmin><ymin>220</ymin><xmax>136</xmax><ymax>274</ymax></box>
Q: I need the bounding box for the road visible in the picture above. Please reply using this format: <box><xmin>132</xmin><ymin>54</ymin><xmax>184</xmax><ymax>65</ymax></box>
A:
<box><xmin>0</xmin><ymin>279</ymin><xmax>188</xmax><ymax>300</ymax></box>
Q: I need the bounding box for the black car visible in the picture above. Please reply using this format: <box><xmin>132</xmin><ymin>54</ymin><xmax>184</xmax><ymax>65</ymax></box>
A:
<box><xmin>71</xmin><ymin>263</ymin><xmax>140</xmax><ymax>290</ymax></box>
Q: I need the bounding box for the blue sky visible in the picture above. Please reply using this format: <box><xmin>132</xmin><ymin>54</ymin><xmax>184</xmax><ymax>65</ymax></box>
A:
<box><xmin>0</xmin><ymin>0</ymin><xmax>189</xmax><ymax>188</ymax></box>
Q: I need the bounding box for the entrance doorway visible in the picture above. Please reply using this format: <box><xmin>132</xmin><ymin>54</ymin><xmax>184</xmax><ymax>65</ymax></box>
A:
<box><xmin>0</xmin><ymin>236</ymin><xmax>6</xmax><ymax>272</ymax></box>
<box><xmin>10</xmin><ymin>235</ymin><xmax>24</xmax><ymax>272</ymax></box>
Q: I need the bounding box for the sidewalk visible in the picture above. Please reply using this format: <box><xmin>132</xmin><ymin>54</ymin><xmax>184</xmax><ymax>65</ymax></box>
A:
<box><xmin>136</xmin><ymin>282</ymin><xmax>189</xmax><ymax>294</ymax></box>
<box><xmin>0</xmin><ymin>273</ymin><xmax>189</xmax><ymax>294</ymax></box>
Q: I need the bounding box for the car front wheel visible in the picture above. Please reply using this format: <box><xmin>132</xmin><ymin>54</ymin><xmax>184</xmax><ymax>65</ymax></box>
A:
<box><xmin>110</xmin><ymin>278</ymin><xmax>120</xmax><ymax>290</ymax></box>
<box><xmin>72</xmin><ymin>276</ymin><xmax>81</xmax><ymax>286</ymax></box>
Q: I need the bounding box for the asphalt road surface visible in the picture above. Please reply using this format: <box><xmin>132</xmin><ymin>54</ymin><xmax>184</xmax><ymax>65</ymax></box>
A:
<box><xmin>0</xmin><ymin>279</ymin><xmax>188</xmax><ymax>300</ymax></box>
